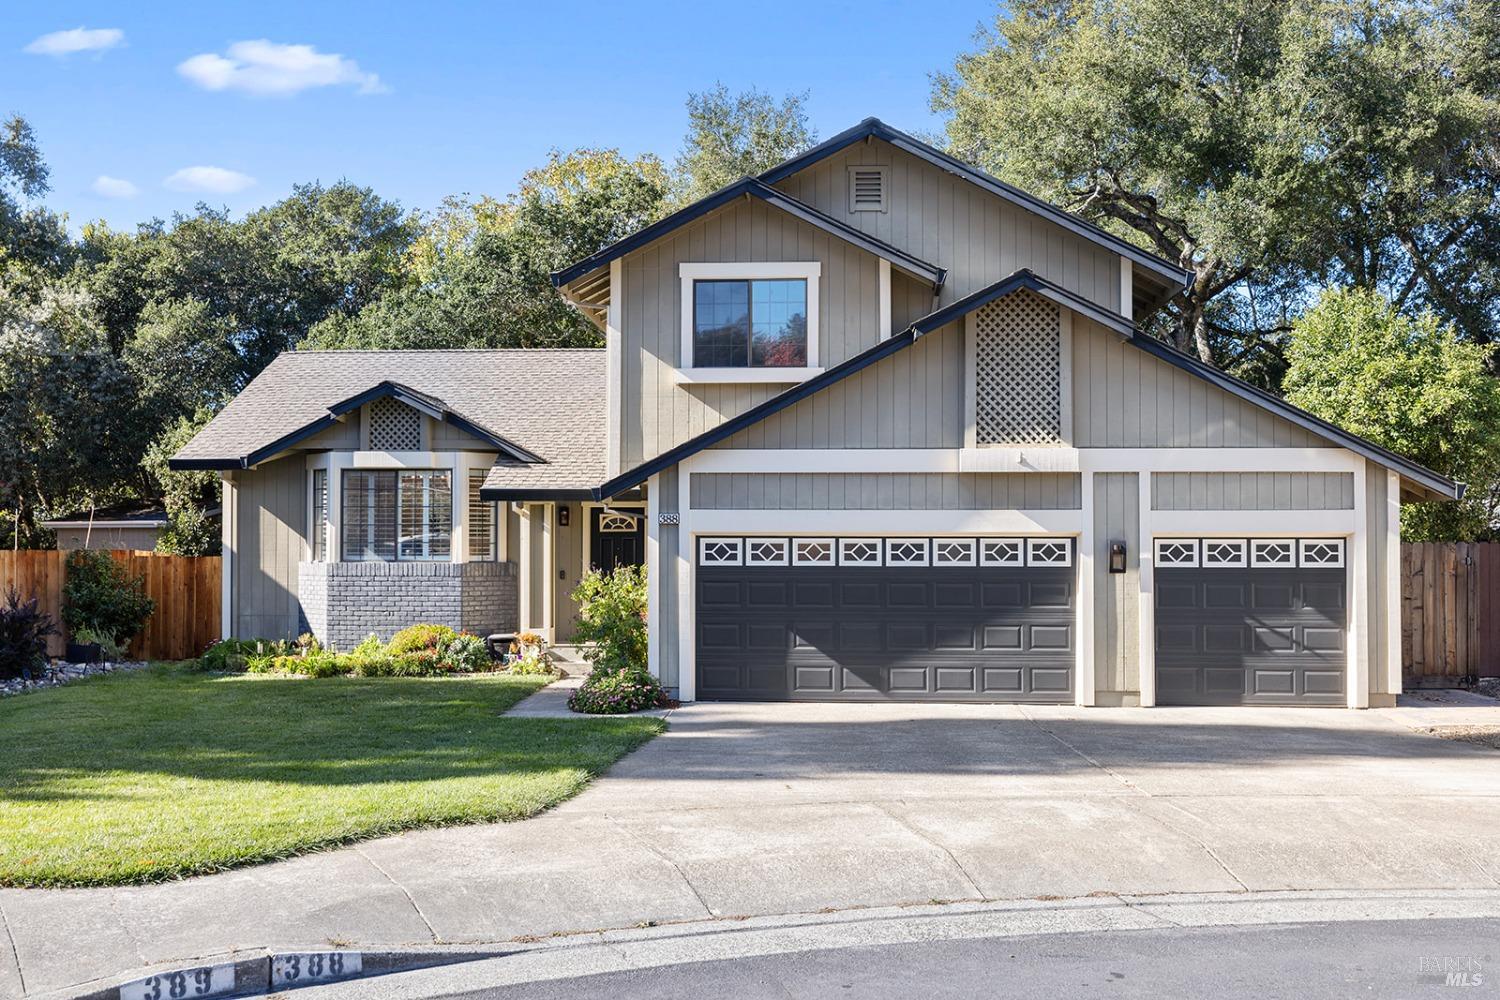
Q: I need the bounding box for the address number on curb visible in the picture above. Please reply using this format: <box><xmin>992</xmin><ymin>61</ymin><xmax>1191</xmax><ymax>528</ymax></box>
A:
<box><xmin>272</xmin><ymin>952</ymin><xmax>363</xmax><ymax>986</ymax></box>
<box><xmin>119</xmin><ymin>963</ymin><xmax>235</xmax><ymax>1000</ymax></box>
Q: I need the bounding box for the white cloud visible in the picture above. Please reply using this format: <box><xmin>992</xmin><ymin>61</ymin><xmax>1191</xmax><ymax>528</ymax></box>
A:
<box><xmin>24</xmin><ymin>27</ymin><xmax>124</xmax><ymax>57</ymax></box>
<box><xmin>91</xmin><ymin>175</ymin><xmax>139</xmax><ymax>199</ymax></box>
<box><xmin>177</xmin><ymin>40</ymin><xmax>385</xmax><ymax>97</ymax></box>
<box><xmin>163</xmin><ymin>166</ymin><xmax>257</xmax><ymax>195</ymax></box>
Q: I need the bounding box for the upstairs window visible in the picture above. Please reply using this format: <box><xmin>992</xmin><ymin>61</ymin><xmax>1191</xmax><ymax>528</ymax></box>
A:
<box><xmin>679</xmin><ymin>263</ymin><xmax>820</xmax><ymax>379</ymax></box>
<box><xmin>693</xmin><ymin>278</ymin><xmax>808</xmax><ymax>368</ymax></box>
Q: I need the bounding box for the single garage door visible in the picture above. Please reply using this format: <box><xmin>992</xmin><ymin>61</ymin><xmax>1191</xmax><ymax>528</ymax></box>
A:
<box><xmin>696</xmin><ymin>536</ymin><xmax>1075</xmax><ymax>702</ymax></box>
<box><xmin>1154</xmin><ymin>538</ymin><xmax>1347</xmax><ymax>706</ymax></box>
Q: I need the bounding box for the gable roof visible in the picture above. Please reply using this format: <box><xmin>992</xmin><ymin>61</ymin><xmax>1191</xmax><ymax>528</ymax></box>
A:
<box><xmin>169</xmin><ymin>350</ymin><xmax>606</xmax><ymax>491</ymax></box>
<box><xmin>593</xmin><ymin>269</ymin><xmax>1119</xmax><ymax>496</ymax></box>
<box><xmin>759</xmin><ymin>118</ymin><xmax>1194</xmax><ymax>295</ymax></box>
<box><xmin>551</xmin><ymin>176</ymin><xmax>947</xmax><ymax>291</ymax></box>
<box><xmin>583</xmin><ymin>268</ymin><xmax>1458</xmax><ymax>503</ymax></box>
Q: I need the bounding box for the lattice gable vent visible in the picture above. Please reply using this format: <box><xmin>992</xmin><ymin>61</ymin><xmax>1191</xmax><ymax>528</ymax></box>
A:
<box><xmin>974</xmin><ymin>289</ymin><xmax>1061</xmax><ymax>445</ymax></box>
<box><xmin>367</xmin><ymin>396</ymin><xmax>423</xmax><ymax>451</ymax></box>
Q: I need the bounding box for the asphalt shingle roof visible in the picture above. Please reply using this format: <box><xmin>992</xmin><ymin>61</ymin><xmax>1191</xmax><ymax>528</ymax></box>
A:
<box><xmin>172</xmin><ymin>349</ymin><xmax>606</xmax><ymax>493</ymax></box>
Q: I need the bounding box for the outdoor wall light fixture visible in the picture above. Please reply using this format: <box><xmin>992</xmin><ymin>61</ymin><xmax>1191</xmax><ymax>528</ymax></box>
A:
<box><xmin>1109</xmin><ymin>541</ymin><xmax>1127</xmax><ymax>573</ymax></box>
<box><xmin>558</xmin><ymin>506</ymin><xmax>570</xmax><ymax>527</ymax></box>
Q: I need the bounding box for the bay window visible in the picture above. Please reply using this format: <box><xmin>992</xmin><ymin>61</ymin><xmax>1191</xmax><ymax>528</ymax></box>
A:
<box><xmin>342</xmin><ymin>469</ymin><xmax>452</xmax><ymax>562</ymax></box>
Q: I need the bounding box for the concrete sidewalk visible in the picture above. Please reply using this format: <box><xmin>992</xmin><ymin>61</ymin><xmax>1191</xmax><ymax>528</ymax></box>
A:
<box><xmin>4</xmin><ymin>698</ymin><xmax>1500</xmax><ymax>998</ymax></box>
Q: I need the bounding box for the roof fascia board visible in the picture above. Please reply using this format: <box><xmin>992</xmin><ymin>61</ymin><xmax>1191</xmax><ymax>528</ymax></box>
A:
<box><xmin>552</xmin><ymin>177</ymin><xmax>946</xmax><ymax>291</ymax></box>
<box><xmin>1128</xmin><ymin>336</ymin><xmax>1461</xmax><ymax>499</ymax></box>
<box><xmin>759</xmin><ymin>118</ymin><xmax>1192</xmax><ymax>293</ymax></box>
<box><xmin>478</xmin><ymin>487</ymin><xmax>598</xmax><ymax>502</ymax></box>
<box><xmin>911</xmin><ymin>269</ymin><xmax>1133</xmax><ymax>339</ymax></box>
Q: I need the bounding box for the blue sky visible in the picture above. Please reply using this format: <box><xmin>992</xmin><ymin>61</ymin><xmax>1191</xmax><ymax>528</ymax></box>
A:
<box><xmin>5</xmin><ymin>1</ymin><xmax>997</xmax><ymax>231</ymax></box>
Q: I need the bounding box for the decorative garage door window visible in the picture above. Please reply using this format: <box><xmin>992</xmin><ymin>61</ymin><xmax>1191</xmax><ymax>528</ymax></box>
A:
<box><xmin>1157</xmin><ymin>538</ymin><xmax>1343</xmax><ymax>568</ymax></box>
<box><xmin>698</xmin><ymin>536</ymin><xmax>1073</xmax><ymax>567</ymax></box>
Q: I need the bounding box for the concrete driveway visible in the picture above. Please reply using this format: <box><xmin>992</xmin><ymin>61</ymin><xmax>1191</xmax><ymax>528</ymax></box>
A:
<box><xmin>5</xmin><ymin>699</ymin><xmax>1500</xmax><ymax>997</ymax></box>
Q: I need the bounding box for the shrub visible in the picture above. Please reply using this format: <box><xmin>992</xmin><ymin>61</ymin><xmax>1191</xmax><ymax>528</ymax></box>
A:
<box><xmin>443</xmin><ymin>633</ymin><xmax>491</xmax><ymax>672</ymax></box>
<box><xmin>570</xmin><ymin>566</ymin><xmax>647</xmax><ymax>674</ymax></box>
<box><xmin>351</xmin><ymin>633</ymin><xmax>384</xmax><ymax>657</ymax></box>
<box><xmin>508</xmin><ymin>651</ymin><xmax>556</xmax><ymax>676</ymax></box>
<box><xmin>568</xmin><ymin>668</ymin><xmax>666</xmax><ymax>714</ymax></box>
<box><xmin>0</xmin><ymin>586</ymin><xmax>59</xmax><ymax>680</ymax></box>
<box><xmin>72</xmin><ymin>627</ymin><xmax>128</xmax><ymax>663</ymax></box>
<box><xmin>388</xmin><ymin>624</ymin><xmax>459</xmax><ymax>655</ymax></box>
<box><xmin>62</xmin><ymin>550</ymin><xmax>155</xmax><ymax>646</ymax></box>
<box><xmin>195</xmin><ymin>638</ymin><xmax>291</xmax><ymax>672</ymax></box>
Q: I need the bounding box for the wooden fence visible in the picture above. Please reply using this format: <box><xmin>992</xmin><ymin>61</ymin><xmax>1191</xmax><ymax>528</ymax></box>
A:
<box><xmin>1401</xmin><ymin>542</ymin><xmax>1500</xmax><ymax>684</ymax></box>
<box><xmin>0</xmin><ymin>550</ymin><xmax>220</xmax><ymax>661</ymax></box>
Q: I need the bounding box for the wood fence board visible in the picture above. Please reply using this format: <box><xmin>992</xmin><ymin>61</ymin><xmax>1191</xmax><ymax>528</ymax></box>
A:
<box><xmin>0</xmin><ymin>550</ymin><xmax>219</xmax><ymax>661</ymax></box>
<box><xmin>1401</xmin><ymin>541</ymin><xmax>1498</xmax><ymax>683</ymax></box>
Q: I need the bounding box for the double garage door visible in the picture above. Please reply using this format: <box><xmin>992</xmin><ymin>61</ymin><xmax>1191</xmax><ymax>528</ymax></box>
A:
<box><xmin>696</xmin><ymin>535</ymin><xmax>1075</xmax><ymax>702</ymax></box>
<box><xmin>1154</xmin><ymin>538</ymin><xmax>1348</xmax><ymax>706</ymax></box>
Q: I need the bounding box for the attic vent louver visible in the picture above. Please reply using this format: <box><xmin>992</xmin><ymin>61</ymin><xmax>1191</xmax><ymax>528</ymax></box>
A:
<box><xmin>848</xmin><ymin>166</ymin><xmax>888</xmax><ymax>213</ymax></box>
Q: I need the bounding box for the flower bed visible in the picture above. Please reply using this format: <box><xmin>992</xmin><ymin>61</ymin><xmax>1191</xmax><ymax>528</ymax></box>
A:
<box><xmin>196</xmin><ymin>626</ymin><xmax>503</xmax><ymax>679</ymax></box>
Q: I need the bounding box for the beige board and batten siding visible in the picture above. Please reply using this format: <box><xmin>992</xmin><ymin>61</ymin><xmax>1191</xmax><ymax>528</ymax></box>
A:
<box><xmin>1093</xmin><ymin>472</ymin><xmax>1140</xmax><ymax>704</ymax></box>
<box><xmin>553</xmin><ymin>502</ymin><xmax>580</xmax><ymax>643</ymax></box>
<box><xmin>621</xmin><ymin>197</ymin><xmax>883</xmax><ymax>468</ymax></box>
<box><xmin>690</xmin><ymin>472</ymin><xmax>1081</xmax><ymax>510</ymax></box>
<box><xmin>656</xmin><ymin>466</ymin><xmax>681</xmax><ymax>693</ymax></box>
<box><xmin>717</xmin><ymin>319</ymin><xmax>965</xmax><ymax>450</ymax></box>
<box><xmin>1151</xmin><ymin>472</ymin><xmax>1355</xmax><ymax>510</ymax></box>
<box><xmin>769</xmin><ymin>142</ymin><xmax>1122</xmax><ymax>312</ymax></box>
<box><xmin>1072</xmin><ymin>315</ymin><xmax>1330</xmax><ymax>448</ymax></box>
<box><xmin>226</xmin><ymin>455</ymin><xmax>306</xmax><ymax>640</ymax></box>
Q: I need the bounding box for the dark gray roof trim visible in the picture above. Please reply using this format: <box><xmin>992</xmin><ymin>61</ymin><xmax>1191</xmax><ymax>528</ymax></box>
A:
<box><xmin>1128</xmin><ymin>338</ymin><xmax>1461</xmax><ymax>501</ymax></box>
<box><xmin>595</xmin><ymin>269</ymin><xmax>1055</xmax><ymax>497</ymax></box>
<box><xmin>759</xmin><ymin>118</ymin><xmax>1194</xmax><ymax>294</ymax></box>
<box><xmin>169</xmin><ymin>380</ymin><xmax>540</xmax><ymax>470</ymax></box>
<box><xmin>482</xmin><ymin>488</ymin><xmax>597</xmax><ymax>502</ymax></box>
<box><xmin>552</xmin><ymin>176</ymin><xmax>946</xmax><ymax>290</ymax></box>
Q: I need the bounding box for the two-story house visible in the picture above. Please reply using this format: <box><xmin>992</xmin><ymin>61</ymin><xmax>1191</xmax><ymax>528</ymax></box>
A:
<box><xmin>171</xmin><ymin>118</ymin><xmax>1460</xmax><ymax>708</ymax></box>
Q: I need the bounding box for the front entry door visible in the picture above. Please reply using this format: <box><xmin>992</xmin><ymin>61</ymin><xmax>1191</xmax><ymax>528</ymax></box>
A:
<box><xmin>591</xmin><ymin>508</ymin><xmax>645</xmax><ymax>572</ymax></box>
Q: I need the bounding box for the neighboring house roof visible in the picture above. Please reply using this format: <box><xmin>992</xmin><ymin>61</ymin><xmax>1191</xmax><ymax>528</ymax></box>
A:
<box><xmin>552</xmin><ymin>176</ymin><xmax>948</xmax><ymax>292</ymax></box>
<box><xmin>758</xmin><ymin>118</ymin><xmax>1194</xmax><ymax>296</ymax></box>
<box><xmin>589</xmin><ymin>268</ymin><xmax>1460</xmax><ymax>503</ymax></box>
<box><xmin>42</xmin><ymin>504</ymin><xmax>175</xmax><ymax>529</ymax></box>
<box><xmin>169</xmin><ymin>350</ymin><xmax>606</xmax><ymax>492</ymax></box>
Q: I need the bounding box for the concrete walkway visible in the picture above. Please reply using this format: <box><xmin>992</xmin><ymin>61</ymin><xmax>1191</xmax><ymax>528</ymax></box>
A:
<box><xmin>5</xmin><ymin>698</ymin><xmax>1500</xmax><ymax>998</ymax></box>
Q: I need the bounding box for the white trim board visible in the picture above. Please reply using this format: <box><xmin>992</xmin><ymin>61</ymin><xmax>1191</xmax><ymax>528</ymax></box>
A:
<box><xmin>685</xmin><ymin>510</ymin><xmax>1083</xmax><ymax>535</ymax></box>
<box><xmin>678</xmin><ymin>261</ymin><xmax>821</xmax><ymax>379</ymax></box>
<box><xmin>682</xmin><ymin>447</ymin><xmax>1360</xmax><ymax>476</ymax></box>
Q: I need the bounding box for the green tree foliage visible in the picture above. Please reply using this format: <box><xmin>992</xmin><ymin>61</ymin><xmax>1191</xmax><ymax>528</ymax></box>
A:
<box><xmin>306</xmin><ymin>149</ymin><xmax>669</xmax><ymax>350</ymax></box>
<box><xmin>673</xmin><ymin>85</ymin><xmax>817</xmax><ymax>205</ymax></box>
<box><xmin>1284</xmin><ymin>288</ymin><xmax>1500</xmax><ymax>539</ymax></box>
<box><xmin>0</xmin><ymin>282</ymin><xmax>145</xmax><ymax>545</ymax></box>
<box><xmin>934</xmin><ymin>1</ymin><xmax>1500</xmax><ymax>370</ymax></box>
<box><xmin>142</xmin><ymin>410</ymin><xmax>221</xmax><ymax>555</ymax></box>
<box><xmin>0</xmin><ymin>115</ymin><xmax>71</xmax><ymax>276</ymax></box>
<box><xmin>80</xmin><ymin>182</ymin><xmax>417</xmax><ymax>379</ymax></box>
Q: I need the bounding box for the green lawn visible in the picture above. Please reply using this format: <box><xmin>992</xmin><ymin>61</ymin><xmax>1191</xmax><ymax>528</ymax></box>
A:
<box><xmin>0</xmin><ymin>665</ymin><xmax>663</xmax><ymax>887</ymax></box>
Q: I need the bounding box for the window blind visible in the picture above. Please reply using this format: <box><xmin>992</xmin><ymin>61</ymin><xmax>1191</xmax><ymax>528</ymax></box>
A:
<box><xmin>467</xmin><ymin>469</ymin><xmax>495</xmax><ymax>561</ymax></box>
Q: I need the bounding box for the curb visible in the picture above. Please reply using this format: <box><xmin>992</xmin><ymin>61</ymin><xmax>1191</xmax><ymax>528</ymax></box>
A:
<box><xmin>63</xmin><ymin>949</ymin><xmax>508</xmax><ymax>1000</ymax></box>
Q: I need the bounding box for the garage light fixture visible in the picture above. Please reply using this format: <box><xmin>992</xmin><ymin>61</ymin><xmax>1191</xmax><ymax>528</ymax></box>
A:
<box><xmin>1109</xmin><ymin>541</ymin><xmax>1127</xmax><ymax>574</ymax></box>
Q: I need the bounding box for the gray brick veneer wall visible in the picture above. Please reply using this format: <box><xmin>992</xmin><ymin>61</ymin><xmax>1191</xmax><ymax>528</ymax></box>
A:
<box><xmin>296</xmin><ymin>561</ymin><xmax>519</xmax><ymax>650</ymax></box>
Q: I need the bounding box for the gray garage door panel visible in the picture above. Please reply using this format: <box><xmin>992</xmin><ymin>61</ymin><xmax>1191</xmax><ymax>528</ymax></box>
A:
<box><xmin>697</xmin><ymin>565</ymin><xmax>1075</xmax><ymax>703</ymax></box>
<box><xmin>1156</xmin><ymin>566</ymin><xmax>1346</xmax><ymax>706</ymax></box>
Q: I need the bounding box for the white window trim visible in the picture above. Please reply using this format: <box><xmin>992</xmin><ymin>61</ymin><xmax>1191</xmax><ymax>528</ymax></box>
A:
<box><xmin>745</xmin><ymin>537</ymin><xmax>790</xmax><ymax>566</ymax></box>
<box><xmin>698</xmin><ymin>537</ymin><xmax>744</xmax><ymax>566</ymax></box>
<box><xmin>1154</xmin><ymin>538</ymin><xmax>1199</xmax><ymax>567</ymax></box>
<box><xmin>884</xmin><ymin>538</ymin><xmax>930</xmax><ymax>567</ymax></box>
<box><xmin>1299</xmin><ymin>538</ymin><xmax>1346</xmax><ymax>568</ymax></box>
<box><xmin>1250</xmin><ymin>539</ymin><xmax>1297</xmax><ymax>568</ymax></box>
<box><xmin>1201</xmin><ymin>538</ymin><xmax>1248</xmax><ymax>568</ymax></box>
<box><xmin>1026</xmin><ymin>538</ymin><xmax>1072</xmax><ymax>567</ymax></box>
<box><xmin>932</xmin><ymin>537</ymin><xmax>977</xmax><ymax>567</ymax></box>
<box><xmin>678</xmin><ymin>261</ymin><xmax>821</xmax><ymax>383</ymax></box>
<box><xmin>838</xmin><ymin>538</ymin><xmax>883</xmax><ymax>567</ymax></box>
<box><xmin>980</xmin><ymin>538</ymin><xmax>1025</xmax><ymax>567</ymax></box>
<box><xmin>792</xmin><ymin>537</ymin><xmax>836</xmax><ymax>566</ymax></box>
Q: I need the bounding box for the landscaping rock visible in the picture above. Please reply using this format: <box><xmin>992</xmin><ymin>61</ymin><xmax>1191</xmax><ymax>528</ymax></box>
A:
<box><xmin>1</xmin><ymin>659</ymin><xmax>149</xmax><ymax>697</ymax></box>
<box><xmin>1477</xmin><ymin>678</ymin><xmax>1500</xmax><ymax>701</ymax></box>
